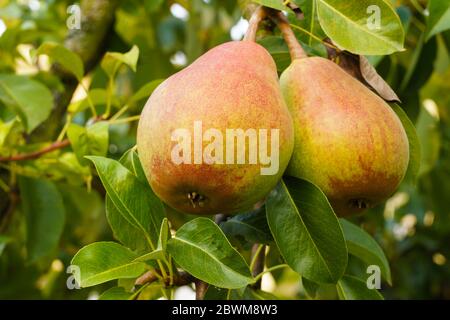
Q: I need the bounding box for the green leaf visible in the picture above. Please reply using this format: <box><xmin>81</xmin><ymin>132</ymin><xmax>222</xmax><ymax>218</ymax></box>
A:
<box><xmin>167</xmin><ymin>218</ymin><xmax>254</xmax><ymax>289</ymax></box>
<box><xmin>258</xmin><ymin>36</ymin><xmax>292</xmax><ymax>73</ymax></box>
<box><xmin>290</xmin><ymin>0</ymin><xmax>326</xmax><ymax>47</ymax></box>
<box><xmin>71</xmin><ymin>242</ymin><xmax>146</xmax><ymax>287</ymax></box>
<box><xmin>37</xmin><ymin>42</ymin><xmax>84</xmax><ymax>81</ymax></box>
<box><xmin>220</xmin><ymin>207</ymin><xmax>273</xmax><ymax>244</ymax></box>
<box><xmin>204</xmin><ymin>285</ymin><xmax>229</xmax><ymax>300</ymax></box>
<box><xmin>390</xmin><ymin>103</ymin><xmax>421</xmax><ymax>185</ymax></box>
<box><xmin>158</xmin><ymin>217</ymin><xmax>170</xmax><ymax>252</ymax></box>
<box><xmin>105</xmin><ymin>150</ymin><xmax>155</xmax><ymax>253</ymax></box>
<box><xmin>258</xmin><ymin>36</ymin><xmax>326</xmax><ymax>73</ymax></box>
<box><xmin>134</xmin><ymin>218</ymin><xmax>170</xmax><ymax>262</ymax></box>
<box><xmin>105</xmin><ymin>197</ymin><xmax>149</xmax><ymax>253</ymax></box>
<box><xmin>241</xmin><ymin>287</ymin><xmax>279</xmax><ymax>300</ymax></box>
<box><xmin>0</xmin><ymin>236</ymin><xmax>11</xmax><ymax>257</ymax></box>
<box><xmin>426</xmin><ymin>0</ymin><xmax>450</xmax><ymax>41</ymax></box>
<box><xmin>87</xmin><ymin>156</ymin><xmax>165</xmax><ymax>249</ymax></box>
<box><xmin>134</xmin><ymin>249</ymin><xmax>165</xmax><ymax>262</ymax></box>
<box><xmin>119</xmin><ymin>149</ymin><xmax>148</xmax><ymax>184</ymax></box>
<box><xmin>302</xmin><ymin>277</ymin><xmax>319</xmax><ymax>299</ymax></box>
<box><xmin>337</xmin><ymin>275</ymin><xmax>383</xmax><ymax>300</ymax></box>
<box><xmin>266</xmin><ymin>177</ymin><xmax>347</xmax><ymax>284</ymax></box>
<box><xmin>128</xmin><ymin>80</ymin><xmax>164</xmax><ymax>104</ymax></box>
<box><xmin>316</xmin><ymin>0</ymin><xmax>404</xmax><ymax>55</ymax></box>
<box><xmin>19</xmin><ymin>177</ymin><xmax>65</xmax><ymax>262</ymax></box>
<box><xmin>68</xmin><ymin>89</ymin><xmax>120</xmax><ymax>114</ymax></box>
<box><xmin>145</xmin><ymin>0</ymin><xmax>165</xmax><ymax>12</ymax></box>
<box><xmin>67</xmin><ymin>121</ymin><xmax>109</xmax><ymax>166</ymax></box>
<box><xmin>252</xmin><ymin>0</ymin><xmax>289</xmax><ymax>11</ymax></box>
<box><xmin>101</xmin><ymin>45</ymin><xmax>140</xmax><ymax>78</ymax></box>
<box><xmin>0</xmin><ymin>74</ymin><xmax>53</xmax><ymax>133</ymax></box>
<box><xmin>340</xmin><ymin>219</ymin><xmax>391</xmax><ymax>284</ymax></box>
<box><xmin>99</xmin><ymin>286</ymin><xmax>133</xmax><ymax>300</ymax></box>
<box><xmin>0</xmin><ymin>118</ymin><xmax>19</xmax><ymax>148</ymax></box>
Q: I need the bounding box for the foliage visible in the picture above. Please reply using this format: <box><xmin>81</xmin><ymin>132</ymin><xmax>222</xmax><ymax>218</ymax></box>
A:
<box><xmin>0</xmin><ymin>0</ymin><xmax>449</xmax><ymax>300</ymax></box>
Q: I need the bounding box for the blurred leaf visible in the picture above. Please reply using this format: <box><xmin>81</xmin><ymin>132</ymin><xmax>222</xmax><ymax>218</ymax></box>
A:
<box><xmin>128</xmin><ymin>79</ymin><xmax>164</xmax><ymax>104</ymax></box>
<box><xmin>220</xmin><ymin>207</ymin><xmax>273</xmax><ymax>244</ymax></box>
<box><xmin>340</xmin><ymin>219</ymin><xmax>391</xmax><ymax>284</ymax></box>
<box><xmin>337</xmin><ymin>275</ymin><xmax>383</xmax><ymax>300</ymax></box>
<box><xmin>0</xmin><ymin>236</ymin><xmax>11</xmax><ymax>257</ymax></box>
<box><xmin>0</xmin><ymin>118</ymin><xmax>19</xmax><ymax>148</ymax></box>
<box><xmin>101</xmin><ymin>46</ymin><xmax>140</xmax><ymax>78</ymax></box>
<box><xmin>316</xmin><ymin>0</ymin><xmax>404</xmax><ymax>55</ymax></box>
<box><xmin>145</xmin><ymin>0</ymin><xmax>165</xmax><ymax>12</ymax></box>
<box><xmin>400</xmin><ymin>35</ymin><xmax>437</xmax><ymax>93</ymax></box>
<box><xmin>68</xmin><ymin>89</ymin><xmax>120</xmax><ymax>114</ymax></box>
<box><xmin>416</xmin><ymin>101</ymin><xmax>441</xmax><ymax>176</ymax></box>
<box><xmin>426</xmin><ymin>0</ymin><xmax>450</xmax><ymax>41</ymax></box>
<box><xmin>252</xmin><ymin>0</ymin><xmax>289</xmax><ymax>11</ymax></box>
<box><xmin>87</xmin><ymin>156</ymin><xmax>165</xmax><ymax>249</ymax></box>
<box><xmin>266</xmin><ymin>177</ymin><xmax>347</xmax><ymax>284</ymax></box>
<box><xmin>67</xmin><ymin>121</ymin><xmax>109</xmax><ymax>166</ymax></box>
<box><xmin>71</xmin><ymin>242</ymin><xmax>146</xmax><ymax>287</ymax></box>
<box><xmin>37</xmin><ymin>42</ymin><xmax>84</xmax><ymax>81</ymax></box>
<box><xmin>0</xmin><ymin>74</ymin><xmax>53</xmax><ymax>133</ymax></box>
<box><xmin>19</xmin><ymin>177</ymin><xmax>65</xmax><ymax>262</ymax></box>
<box><xmin>167</xmin><ymin>218</ymin><xmax>254</xmax><ymax>289</ymax></box>
<box><xmin>99</xmin><ymin>286</ymin><xmax>133</xmax><ymax>300</ymax></box>
<box><xmin>390</xmin><ymin>103</ymin><xmax>421</xmax><ymax>184</ymax></box>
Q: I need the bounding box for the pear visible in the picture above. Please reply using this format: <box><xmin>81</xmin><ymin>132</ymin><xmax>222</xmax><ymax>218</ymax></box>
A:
<box><xmin>137</xmin><ymin>41</ymin><xmax>294</xmax><ymax>215</ymax></box>
<box><xmin>280</xmin><ymin>56</ymin><xmax>409</xmax><ymax>216</ymax></box>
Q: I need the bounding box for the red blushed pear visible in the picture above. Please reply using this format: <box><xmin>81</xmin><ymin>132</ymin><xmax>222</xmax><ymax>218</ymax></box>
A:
<box><xmin>275</xmin><ymin>13</ymin><xmax>409</xmax><ymax>216</ymax></box>
<box><xmin>137</xmin><ymin>23</ymin><xmax>294</xmax><ymax>215</ymax></box>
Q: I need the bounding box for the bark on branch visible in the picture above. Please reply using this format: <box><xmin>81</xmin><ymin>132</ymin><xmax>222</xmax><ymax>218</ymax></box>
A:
<box><xmin>0</xmin><ymin>140</ymin><xmax>70</xmax><ymax>162</ymax></box>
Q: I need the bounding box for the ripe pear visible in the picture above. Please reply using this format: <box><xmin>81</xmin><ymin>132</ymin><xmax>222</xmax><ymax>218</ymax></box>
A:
<box><xmin>137</xmin><ymin>41</ymin><xmax>294</xmax><ymax>215</ymax></box>
<box><xmin>280</xmin><ymin>57</ymin><xmax>409</xmax><ymax>216</ymax></box>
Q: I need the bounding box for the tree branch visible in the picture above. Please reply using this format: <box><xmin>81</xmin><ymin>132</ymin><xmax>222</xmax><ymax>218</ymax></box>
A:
<box><xmin>0</xmin><ymin>140</ymin><xmax>70</xmax><ymax>163</ymax></box>
<box><xmin>32</xmin><ymin>0</ymin><xmax>119</xmax><ymax>142</ymax></box>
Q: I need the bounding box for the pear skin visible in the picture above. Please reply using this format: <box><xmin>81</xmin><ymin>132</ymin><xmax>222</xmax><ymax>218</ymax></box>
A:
<box><xmin>281</xmin><ymin>57</ymin><xmax>409</xmax><ymax>216</ymax></box>
<box><xmin>138</xmin><ymin>41</ymin><xmax>294</xmax><ymax>215</ymax></box>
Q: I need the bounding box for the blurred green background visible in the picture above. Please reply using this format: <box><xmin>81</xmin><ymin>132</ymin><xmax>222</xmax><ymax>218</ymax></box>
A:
<box><xmin>0</xmin><ymin>0</ymin><xmax>449</xmax><ymax>299</ymax></box>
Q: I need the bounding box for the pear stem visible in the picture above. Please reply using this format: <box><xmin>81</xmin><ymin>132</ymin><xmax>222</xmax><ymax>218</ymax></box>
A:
<box><xmin>271</xmin><ymin>11</ymin><xmax>307</xmax><ymax>60</ymax></box>
<box><xmin>243</xmin><ymin>6</ymin><xmax>267</xmax><ymax>42</ymax></box>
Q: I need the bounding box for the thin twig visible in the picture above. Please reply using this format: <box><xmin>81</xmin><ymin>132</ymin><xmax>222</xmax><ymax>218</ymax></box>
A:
<box><xmin>0</xmin><ymin>140</ymin><xmax>70</xmax><ymax>162</ymax></box>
